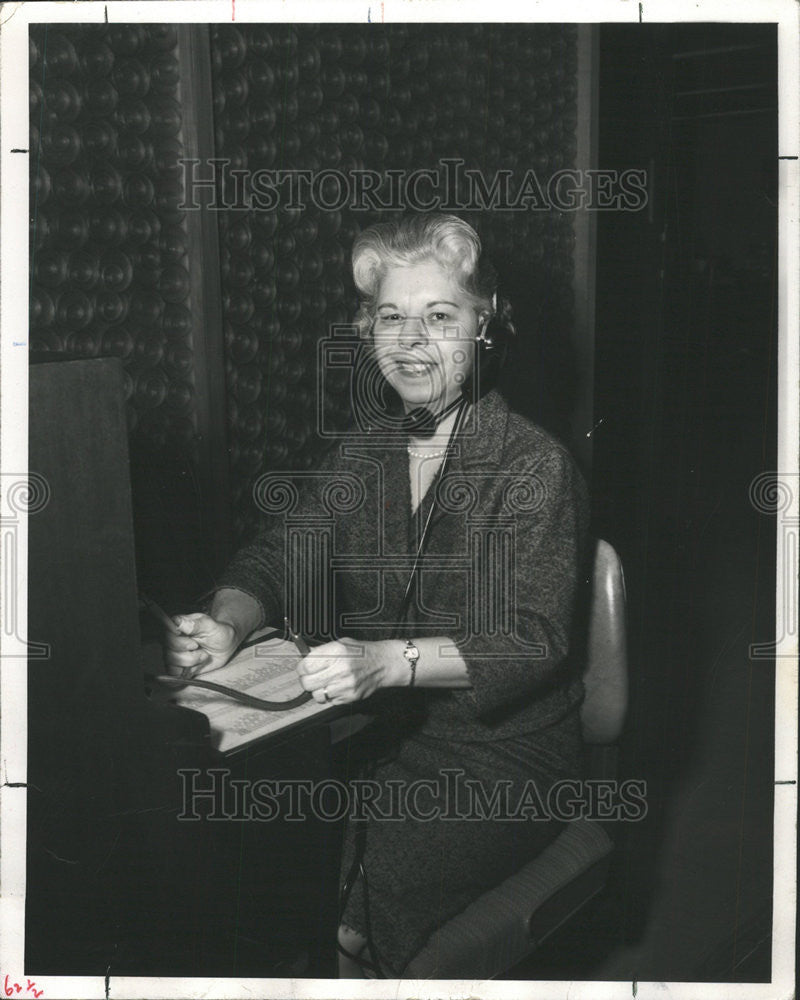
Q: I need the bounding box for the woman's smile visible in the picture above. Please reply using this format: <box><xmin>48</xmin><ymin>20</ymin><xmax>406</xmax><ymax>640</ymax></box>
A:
<box><xmin>392</xmin><ymin>354</ymin><xmax>437</xmax><ymax>377</ymax></box>
<box><xmin>372</xmin><ymin>260</ymin><xmax>478</xmax><ymax>413</ymax></box>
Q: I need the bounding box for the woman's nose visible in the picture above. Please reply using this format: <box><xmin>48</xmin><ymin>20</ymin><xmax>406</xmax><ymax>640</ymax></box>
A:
<box><xmin>398</xmin><ymin>316</ymin><xmax>427</xmax><ymax>347</ymax></box>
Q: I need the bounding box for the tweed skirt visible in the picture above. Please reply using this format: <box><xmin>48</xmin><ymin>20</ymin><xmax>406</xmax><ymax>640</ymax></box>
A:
<box><xmin>338</xmin><ymin>707</ymin><xmax>583</xmax><ymax>977</ymax></box>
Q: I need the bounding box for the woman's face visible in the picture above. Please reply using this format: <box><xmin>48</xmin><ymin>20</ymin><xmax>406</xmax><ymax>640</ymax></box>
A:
<box><xmin>371</xmin><ymin>259</ymin><xmax>479</xmax><ymax>414</ymax></box>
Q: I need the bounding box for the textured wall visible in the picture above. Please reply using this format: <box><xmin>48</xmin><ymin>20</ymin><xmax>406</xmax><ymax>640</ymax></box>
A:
<box><xmin>29</xmin><ymin>24</ymin><xmax>220</xmax><ymax>602</ymax></box>
<box><xmin>30</xmin><ymin>22</ymin><xmax>580</xmax><ymax>569</ymax></box>
<box><xmin>209</xmin><ymin>23</ymin><xmax>579</xmax><ymax>539</ymax></box>
<box><xmin>30</xmin><ymin>24</ymin><xmax>198</xmax><ymax>451</ymax></box>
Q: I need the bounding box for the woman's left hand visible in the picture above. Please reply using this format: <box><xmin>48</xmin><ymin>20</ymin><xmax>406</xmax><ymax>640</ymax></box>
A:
<box><xmin>296</xmin><ymin>638</ymin><xmax>394</xmax><ymax>704</ymax></box>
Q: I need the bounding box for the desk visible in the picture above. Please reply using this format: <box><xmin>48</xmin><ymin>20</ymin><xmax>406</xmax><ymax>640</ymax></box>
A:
<box><xmin>25</xmin><ymin>358</ymin><xmax>348</xmax><ymax>978</ymax></box>
<box><xmin>151</xmin><ymin>714</ymin><xmax>343</xmax><ymax>978</ymax></box>
<box><xmin>138</xmin><ymin>636</ymin><xmax>371</xmax><ymax>978</ymax></box>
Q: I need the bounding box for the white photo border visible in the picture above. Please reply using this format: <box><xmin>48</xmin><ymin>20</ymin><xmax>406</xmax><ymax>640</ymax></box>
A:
<box><xmin>1</xmin><ymin>2</ymin><xmax>797</xmax><ymax>998</ymax></box>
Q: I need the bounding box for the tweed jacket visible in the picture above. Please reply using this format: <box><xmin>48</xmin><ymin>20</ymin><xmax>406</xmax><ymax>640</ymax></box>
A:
<box><xmin>216</xmin><ymin>390</ymin><xmax>590</xmax><ymax>742</ymax></box>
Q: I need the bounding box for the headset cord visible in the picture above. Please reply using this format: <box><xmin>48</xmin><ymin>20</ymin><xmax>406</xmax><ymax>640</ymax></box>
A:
<box><xmin>336</xmin><ymin>397</ymin><xmax>470</xmax><ymax>979</ymax></box>
<box><xmin>396</xmin><ymin>395</ymin><xmax>470</xmax><ymax>622</ymax></box>
<box><xmin>338</xmin><ymin>772</ymin><xmax>392</xmax><ymax>977</ymax></box>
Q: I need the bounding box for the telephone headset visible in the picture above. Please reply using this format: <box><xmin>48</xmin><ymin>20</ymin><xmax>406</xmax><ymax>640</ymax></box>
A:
<box><xmin>337</xmin><ymin>292</ymin><xmax>514</xmax><ymax>977</ymax></box>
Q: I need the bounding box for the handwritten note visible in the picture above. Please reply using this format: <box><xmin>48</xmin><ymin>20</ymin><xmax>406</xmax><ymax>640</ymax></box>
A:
<box><xmin>3</xmin><ymin>975</ymin><xmax>43</xmax><ymax>998</ymax></box>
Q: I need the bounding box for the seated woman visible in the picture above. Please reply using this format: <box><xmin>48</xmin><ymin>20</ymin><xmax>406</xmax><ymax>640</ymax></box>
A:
<box><xmin>164</xmin><ymin>213</ymin><xmax>590</xmax><ymax>978</ymax></box>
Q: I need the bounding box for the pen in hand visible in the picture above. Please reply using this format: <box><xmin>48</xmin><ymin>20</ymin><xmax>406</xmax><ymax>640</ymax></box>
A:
<box><xmin>140</xmin><ymin>592</ymin><xmax>200</xmax><ymax>678</ymax></box>
<box><xmin>140</xmin><ymin>592</ymin><xmax>183</xmax><ymax>635</ymax></box>
<box><xmin>285</xmin><ymin>617</ymin><xmax>333</xmax><ymax>705</ymax></box>
<box><xmin>140</xmin><ymin>603</ymin><xmax>315</xmax><ymax>711</ymax></box>
<box><xmin>285</xmin><ymin>616</ymin><xmax>311</xmax><ymax>656</ymax></box>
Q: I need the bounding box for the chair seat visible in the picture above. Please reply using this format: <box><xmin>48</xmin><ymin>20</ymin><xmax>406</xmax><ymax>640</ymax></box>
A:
<box><xmin>404</xmin><ymin>818</ymin><xmax>613</xmax><ymax>981</ymax></box>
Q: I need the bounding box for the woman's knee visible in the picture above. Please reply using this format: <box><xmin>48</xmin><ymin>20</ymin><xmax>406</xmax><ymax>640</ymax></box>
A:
<box><xmin>337</xmin><ymin>923</ymin><xmax>369</xmax><ymax>978</ymax></box>
<box><xmin>338</xmin><ymin>922</ymin><xmax>367</xmax><ymax>953</ymax></box>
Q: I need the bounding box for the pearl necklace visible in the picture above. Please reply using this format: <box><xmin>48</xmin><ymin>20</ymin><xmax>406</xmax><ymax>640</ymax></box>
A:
<box><xmin>408</xmin><ymin>446</ymin><xmax>447</xmax><ymax>459</ymax></box>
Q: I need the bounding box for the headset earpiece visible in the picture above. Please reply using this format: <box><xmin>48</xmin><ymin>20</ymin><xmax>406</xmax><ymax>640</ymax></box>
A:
<box><xmin>462</xmin><ymin>293</ymin><xmax>513</xmax><ymax>402</ymax></box>
<box><xmin>477</xmin><ymin>313</ymin><xmax>507</xmax><ymax>351</ymax></box>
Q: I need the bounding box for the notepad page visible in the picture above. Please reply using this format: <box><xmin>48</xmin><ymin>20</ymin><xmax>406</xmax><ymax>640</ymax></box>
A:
<box><xmin>164</xmin><ymin>635</ymin><xmax>332</xmax><ymax>752</ymax></box>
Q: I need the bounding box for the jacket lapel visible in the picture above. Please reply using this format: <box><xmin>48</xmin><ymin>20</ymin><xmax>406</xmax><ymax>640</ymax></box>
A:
<box><xmin>419</xmin><ymin>391</ymin><xmax>510</xmax><ymax>536</ymax></box>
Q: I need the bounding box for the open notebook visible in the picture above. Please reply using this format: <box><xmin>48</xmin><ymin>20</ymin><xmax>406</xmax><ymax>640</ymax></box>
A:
<box><xmin>154</xmin><ymin>630</ymin><xmax>335</xmax><ymax>753</ymax></box>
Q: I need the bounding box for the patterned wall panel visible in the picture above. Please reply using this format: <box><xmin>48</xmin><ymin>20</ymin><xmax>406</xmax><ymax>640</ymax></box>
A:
<box><xmin>30</xmin><ymin>24</ymin><xmax>196</xmax><ymax>451</ymax></box>
<box><xmin>29</xmin><ymin>24</ymin><xmax>224</xmax><ymax>603</ymax></box>
<box><xmin>208</xmin><ymin>23</ymin><xmax>579</xmax><ymax>540</ymax></box>
<box><xmin>29</xmin><ymin>22</ymin><xmax>581</xmax><ymax>572</ymax></box>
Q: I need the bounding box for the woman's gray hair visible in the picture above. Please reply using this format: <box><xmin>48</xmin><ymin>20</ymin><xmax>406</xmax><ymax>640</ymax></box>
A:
<box><xmin>351</xmin><ymin>214</ymin><xmax>498</xmax><ymax>337</ymax></box>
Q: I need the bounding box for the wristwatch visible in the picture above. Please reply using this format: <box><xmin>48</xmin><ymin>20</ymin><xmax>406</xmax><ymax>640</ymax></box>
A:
<box><xmin>402</xmin><ymin>640</ymin><xmax>420</xmax><ymax>687</ymax></box>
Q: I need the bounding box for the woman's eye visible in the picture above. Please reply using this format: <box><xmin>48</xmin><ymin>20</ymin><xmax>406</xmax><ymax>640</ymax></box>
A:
<box><xmin>378</xmin><ymin>313</ymin><xmax>402</xmax><ymax>323</ymax></box>
<box><xmin>430</xmin><ymin>312</ymin><xmax>450</xmax><ymax>323</ymax></box>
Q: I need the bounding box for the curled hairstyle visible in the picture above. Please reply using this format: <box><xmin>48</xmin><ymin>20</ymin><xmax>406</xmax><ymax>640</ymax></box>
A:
<box><xmin>351</xmin><ymin>214</ymin><xmax>501</xmax><ymax>338</ymax></box>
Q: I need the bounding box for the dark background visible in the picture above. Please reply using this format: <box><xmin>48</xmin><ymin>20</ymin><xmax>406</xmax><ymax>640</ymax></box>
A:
<box><xmin>26</xmin><ymin>21</ymin><xmax>778</xmax><ymax>982</ymax></box>
<box><xmin>546</xmin><ymin>23</ymin><xmax>778</xmax><ymax>982</ymax></box>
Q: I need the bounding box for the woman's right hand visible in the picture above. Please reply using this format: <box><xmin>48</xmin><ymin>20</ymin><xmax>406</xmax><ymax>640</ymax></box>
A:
<box><xmin>163</xmin><ymin>613</ymin><xmax>240</xmax><ymax>679</ymax></box>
